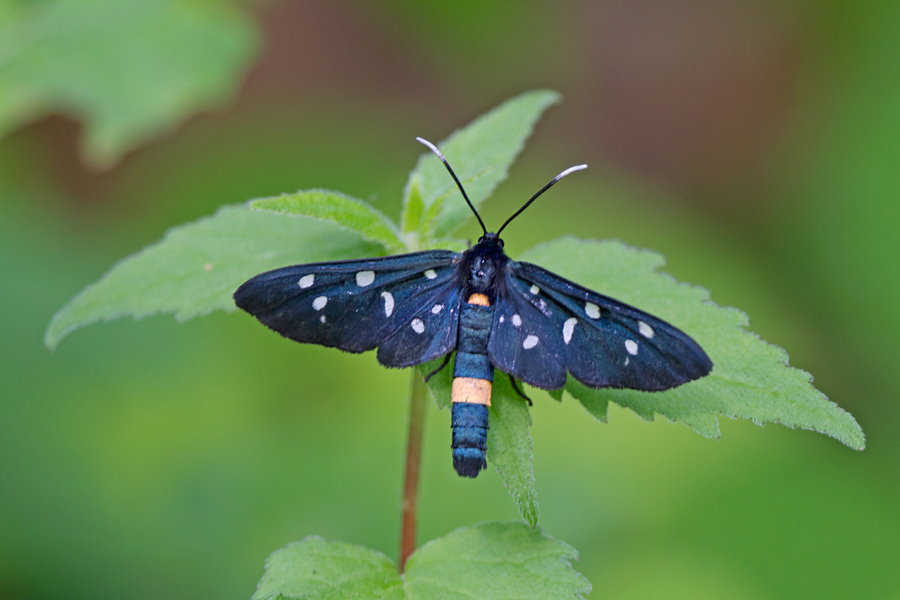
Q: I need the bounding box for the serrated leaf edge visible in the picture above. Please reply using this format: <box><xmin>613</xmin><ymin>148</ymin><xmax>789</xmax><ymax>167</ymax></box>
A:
<box><xmin>44</xmin><ymin>205</ymin><xmax>243</xmax><ymax>350</ymax></box>
<box><xmin>251</xmin><ymin>188</ymin><xmax>405</xmax><ymax>253</ymax></box>
<box><xmin>522</xmin><ymin>236</ymin><xmax>865</xmax><ymax>450</ymax></box>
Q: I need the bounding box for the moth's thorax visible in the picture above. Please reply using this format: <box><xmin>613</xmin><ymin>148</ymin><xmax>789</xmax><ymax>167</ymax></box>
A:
<box><xmin>463</xmin><ymin>235</ymin><xmax>508</xmax><ymax>295</ymax></box>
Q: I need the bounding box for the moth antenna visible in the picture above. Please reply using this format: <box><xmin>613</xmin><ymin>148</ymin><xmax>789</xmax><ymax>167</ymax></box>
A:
<box><xmin>496</xmin><ymin>164</ymin><xmax>587</xmax><ymax>236</ymax></box>
<box><xmin>416</xmin><ymin>137</ymin><xmax>487</xmax><ymax>235</ymax></box>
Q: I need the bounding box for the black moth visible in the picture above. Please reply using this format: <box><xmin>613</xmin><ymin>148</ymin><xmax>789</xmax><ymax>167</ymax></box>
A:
<box><xmin>235</xmin><ymin>138</ymin><xmax>712</xmax><ymax>478</ymax></box>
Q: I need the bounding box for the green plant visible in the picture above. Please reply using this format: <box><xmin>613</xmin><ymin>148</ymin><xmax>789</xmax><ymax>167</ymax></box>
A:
<box><xmin>47</xmin><ymin>90</ymin><xmax>863</xmax><ymax>598</ymax></box>
<box><xmin>0</xmin><ymin>0</ymin><xmax>258</xmax><ymax>168</ymax></box>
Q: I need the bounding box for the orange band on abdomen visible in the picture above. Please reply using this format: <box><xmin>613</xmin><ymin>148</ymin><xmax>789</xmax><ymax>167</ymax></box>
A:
<box><xmin>451</xmin><ymin>377</ymin><xmax>492</xmax><ymax>406</ymax></box>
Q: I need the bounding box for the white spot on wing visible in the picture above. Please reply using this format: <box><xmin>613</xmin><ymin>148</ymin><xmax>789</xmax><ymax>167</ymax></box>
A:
<box><xmin>499</xmin><ymin>315</ymin><xmax>505</xmax><ymax>323</ymax></box>
<box><xmin>512</xmin><ymin>314</ymin><xmax>522</xmax><ymax>327</ymax></box>
<box><xmin>299</xmin><ymin>274</ymin><xmax>315</xmax><ymax>288</ymax></box>
<box><xmin>356</xmin><ymin>270</ymin><xmax>375</xmax><ymax>287</ymax></box>
<box><xmin>431</xmin><ymin>304</ymin><xmax>443</xmax><ymax>314</ymax></box>
<box><xmin>530</xmin><ymin>285</ymin><xmax>540</xmax><ymax>295</ymax></box>
<box><xmin>424</xmin><ymin>269</ymin><xmax>437</xmax><ymax>279</ymax></box>
<box><xmin>313</xmin><ymin>296</ymin><xmax>327</xmax><ymax>311</ymax></box>
<box><xmin>319</xmin><ymin>315</ymin><xmax>326</xmax><ymax>324</ymax></box>
<box><xmin>638</xmin><ymin>321</ymin><xmax>655</xmax><ymax>338</ymax></box>
<box><xmin>585</xmin><ymin>302</ymin><xmax>600</xmax><ymax>319</ymax></box>
<box><xmin>563</xmin><ymin>318</ymin><xmax>577</xmax><ymax>344</ymax></box>
<box><xmin>411</xmin><ymin>318</ymin><xmax>425</xmax><ymax>334</ymax></box>
<box><xmin>381</xmin><ymin>292</ymin><xmax>394</xmax><ymax>317</ymax></box>
<box><xmin>624</xmin><ymin>358</ymin><xmax>630</xmax><ymax>366</ymax></box>
<box><xmin>625</xmin><ymin>340</ymin><xmax>638</xmax><ymax>355</ymax></box>
<box><xmin>523</xmin><ymin>335</ymin><xmax>539</xmax><ymax>349</ymax></box>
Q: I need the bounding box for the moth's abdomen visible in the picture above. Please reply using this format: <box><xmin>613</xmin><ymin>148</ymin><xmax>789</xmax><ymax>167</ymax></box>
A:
<box><xmin>451</xmin><ymin>402</ymin><xmax>488</xmax><ymax>478</ymax></box>
<box><xmin>451</xmin><ymin>293</ymin><xmax>494</xmax><ymax>478</ymax></box>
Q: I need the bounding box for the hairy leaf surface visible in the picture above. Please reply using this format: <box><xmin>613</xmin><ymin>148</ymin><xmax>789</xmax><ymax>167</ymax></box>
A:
<box><xmin>487</xmin><ymin>377</ymin><xmax>539</xmax><ymax>527</ymax></box>
<box><xmin>519</xmin><ymin>237</ymin><xmax>865</xmax><ymax>449</ymax></box>
<box><xmin>253</xmin><ymin>537</ymin><xmax>403</xmax><ymax>600</ymax></box>
<box><xmin>403</xmin><ymin>90</ymin><xmax>560</xmax><ymax>241</ymax></box>
<box><xmin>251</xmin><ymin>189</ymin><xmax>406</xmax><ymax>253</ymax></box>
<box><xmin>253</xmin><ymin>523</ymin><xmax>590</xmax><ymax>600</ymax></box>
<box><xmin>45</xmin><ymin>205</ymin><xmax>381</xmax><ymax>349</ymax></box>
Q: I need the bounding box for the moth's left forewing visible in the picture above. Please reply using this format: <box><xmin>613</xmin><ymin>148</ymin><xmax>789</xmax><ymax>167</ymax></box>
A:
<box><xmin>234</xmin><ymin>250</ymin><xmax>462</xmax><ymax>358</ymax></box>
<box><xmin>507</xmin><ymin>260</ymin><xmax>712</xmax><ymax>391</ymax></box>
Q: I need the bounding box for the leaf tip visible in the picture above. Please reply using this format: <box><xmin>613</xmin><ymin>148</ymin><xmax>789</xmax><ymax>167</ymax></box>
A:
<box><xmin>44</xmin><ymin>302</ymin><xmax>87</xmax><ymax>351</ymax></box>
<box><xmin>842</xmin><ymin>420</ymin><xmax>866</xmax><ymax>451</ymax></box>
<box><xmin>43</xmin><ymin>320</ymin><xmax>62</xmax><ymax>351</ymax></box>
<box><xmin>522</xmin><ymin>88</ymin><xmax>563</xmax><ymax>107</ymax></box>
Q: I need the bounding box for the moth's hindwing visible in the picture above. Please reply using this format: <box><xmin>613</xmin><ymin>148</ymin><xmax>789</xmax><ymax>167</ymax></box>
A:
<box><xmin>234</xmin><ymin>250</ymin><xmax>464</xmax><ymax>367</ymax></box>
<box><xmin>489</xmin><ymin>260</ymin><xmax>712</xmax><ymax>391</ymax></box>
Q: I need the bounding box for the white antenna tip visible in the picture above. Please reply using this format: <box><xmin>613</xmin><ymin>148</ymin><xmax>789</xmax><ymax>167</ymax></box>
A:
<box><xmin>557</xmin><ymin>164</ymin><xmax>588</xmax><ymax>180</ymax></box>
<box><xmin>415</xmin><ymin>137</ymin><xmax>446</xmax><ymax>161</ymax></box>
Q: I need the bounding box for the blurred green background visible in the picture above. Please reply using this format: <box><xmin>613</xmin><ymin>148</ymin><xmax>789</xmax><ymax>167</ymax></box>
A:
<box><xmin>1</xmin><ymin>0</ymin><xmax>898</xmax><ymax>598</ymax></box>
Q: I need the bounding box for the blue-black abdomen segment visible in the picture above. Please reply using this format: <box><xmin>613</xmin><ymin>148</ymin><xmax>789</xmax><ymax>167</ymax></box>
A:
<box><xmin>454</xmin><ymin>303</ymin><xmax>494</xmax><ymax>380</ymax></box>
<box><xmin>451</xmin><ymin>402</ymin><xmax>489</xmax><ymax>478</ymax></box>
<box><xmin>457</xmin><ymin>303</ymin><xmax>493</xmax><ymax>352</ymax></box>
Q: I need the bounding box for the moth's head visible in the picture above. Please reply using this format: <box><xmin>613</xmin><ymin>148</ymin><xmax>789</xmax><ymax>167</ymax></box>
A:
<box><xmin>477</xmin><ymin>232</ymin><xmax>504</xmax><ymax>248</ymax></box>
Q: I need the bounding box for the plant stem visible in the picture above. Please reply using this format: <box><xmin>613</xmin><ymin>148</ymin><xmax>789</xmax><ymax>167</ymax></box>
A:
<box><xmin>400</xmin><ymin>370</ymin><xmax>427</xmax><ymax>572</ymax></box>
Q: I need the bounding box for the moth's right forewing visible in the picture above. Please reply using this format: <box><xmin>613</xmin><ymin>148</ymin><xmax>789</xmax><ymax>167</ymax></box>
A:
<box><xmin>508</xmin><ymin>261</ymin><xmax>712</xmax><ymax>391</ymax></box>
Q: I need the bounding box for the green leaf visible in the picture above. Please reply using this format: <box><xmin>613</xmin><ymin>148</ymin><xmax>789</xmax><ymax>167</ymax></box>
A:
<box><xmin>252</xmin><ymin>537</ymin><xmax>403</xmax><ymax>600</ymax></box>
<box><xmin>418</xmin><ymin>357</ymin><xmax>452</xmax><ymax>410</ymax></box>
<box><xmin>0</xmin><ymin>0</ymin><xmax>258</xmax><ymax>168</ymax></box>
<box><xmin>253</xmin><ymin>523</ymin><xmax>590</xmax><ymax>600</ymax></box>
<box><xmin>487</xmin><ymin>377</ymin><xmax>539</xmax><ymax>527</ymax></box>
<box><xmin>45</xmin><ymin>205</ymin><xmax>382</xmax><ymax>349</ymax></box>
<box><xmin>251</xmin><ymin>189</ymin><xmax>406</xmax><ymax>254</ymax></box>
<box><xmin>518</xmin><ymin>237</ymin><xmax>865</xmax><ymax>449</ymax></box>
<box><xmin>419</xmin><ymin>358</ymin><xmax>538</xmax><ymax>526</ymax></box>
<box><xmin>405</xmin><ymin>522</ymin><xmax>589</xmax><ymax>599</ymax></box>
<box><xmin>418</xmin><ymin>165</ymin><xmax>493</xmax><ymax>237</ymax></box>
<box><xmin>403</xmin><ymin>90</ymin><xmax>560</xmax><ymax>241</ymax></box>
<box><xmin>400</xmin><ymin>174</ymin><xmax>425</xmax><ymax>235</ymax></box>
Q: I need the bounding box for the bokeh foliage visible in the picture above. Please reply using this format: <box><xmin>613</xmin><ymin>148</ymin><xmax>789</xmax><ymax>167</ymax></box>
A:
<box><xmin>1</xmin><ymin>1</ymin><xmax>896</xmax><ymax>600</ymax></box>
<box><xmin>0</xmin><ymin>0</ymin><xmax>258</xmax><ymax>167</ymax></box>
